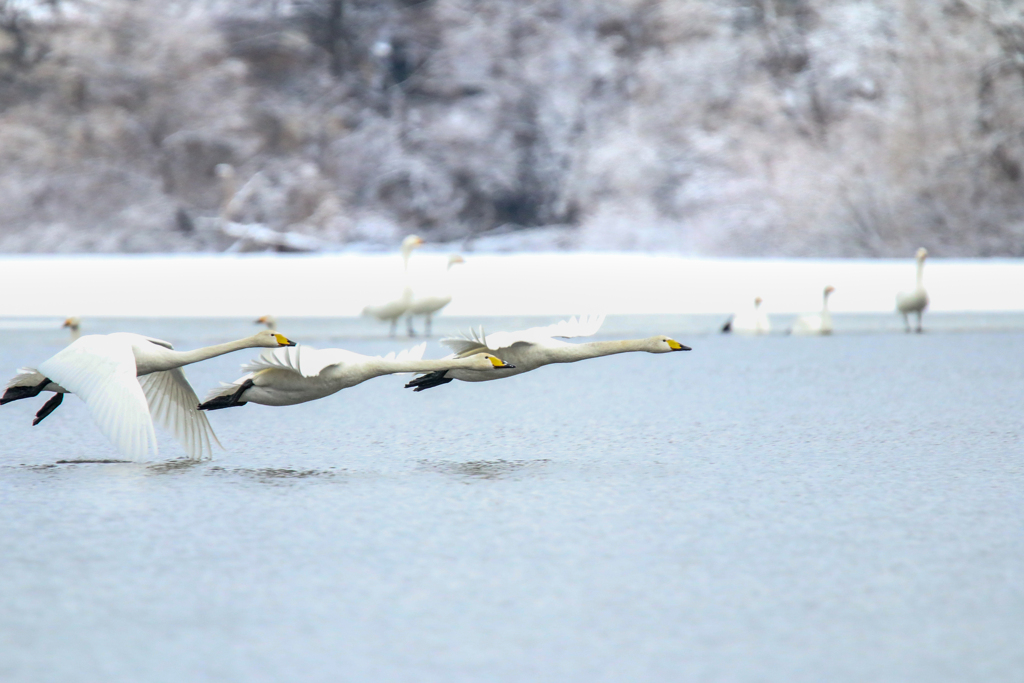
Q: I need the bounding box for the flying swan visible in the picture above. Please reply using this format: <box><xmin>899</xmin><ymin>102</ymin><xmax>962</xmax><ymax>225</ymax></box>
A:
<box><xmin>896</xmin><ymin>247</ymin><xmax>929</xmax><ymax>333</ymax></box>
<box><xmin>198</xmin><ymin>342</ymin><xmax>513</xmax><ymax>409</ymax></box>
<box><xmin>789</xmin><ymin>286</ymin><xmax>835</xmax><ymax>336</ymax></box>
<box><xmin>1</xmin><ymin>330</ymin><xmax>296</xmax><ymax>461</ymax></box>
<box><xmin>404</xmin><ymin>314</ymin><xmax>690</xmax><ymax>392</ymax></box>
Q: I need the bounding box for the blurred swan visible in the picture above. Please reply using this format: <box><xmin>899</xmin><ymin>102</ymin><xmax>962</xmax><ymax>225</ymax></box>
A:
<box><xmin>1</xmin><ymin>331</ymin><xmax>296</xmax><ymax>461</ymax></box>
<box><xmin>405</xmin><ymin>314</ymin><xmax>690</xmax><ymax>392</ymax></box>
<box><xmin>255</xmin><ymin>315</ymin><xmax>277</xmax><ymax>330</ymax></box>
<box><xmin>199</xmin><ymin>342</ymin><xmax>512</xmax><ymax>409</ymax></box>
<box><xmin>721</xmin><ymin>297</ymin><xmax>770</xmax><ymax>335</ymax></box>
<box><xmin>896</xmin><ymin>247</ymin><xmax>929</xmax><ymax>333</ymax></box>
<box><xmin>63</xmin><ymin>317</ymin><xmax>81</xmax><ymax>341</ymax></box>
<box><xmin>362</xmin><ymin>235</ymin><xmax>424</xmax><ymax>336</ymax></box>
<box><xmin>789</xmin><ymin>286</ymin><xmax>835</xmax><ymax>336</ymax></box>
<box><xmin>406</xmin><ymin>254</ymin><xmax>465</xmax><ymax>336</ymax></box>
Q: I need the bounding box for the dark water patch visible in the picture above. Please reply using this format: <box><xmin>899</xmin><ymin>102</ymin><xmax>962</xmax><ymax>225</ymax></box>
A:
<box><xmin>420</xmin><ymin>458</ymin><xmax>551</xmax><ymax>480</ymax></box>
<box><xmin>55</xmin><ymin>459</ymin><xmax>131</xmax><ymax>464</ymax></box>
<box><xmin>147</xmin><ymin>459</ymin><xmax>205</xmax><ymax>474</ymax></box>
<box><xmin>206</xmin><ymin>465</ymin><xmax>342</xmax><ymax>482</ymax></box>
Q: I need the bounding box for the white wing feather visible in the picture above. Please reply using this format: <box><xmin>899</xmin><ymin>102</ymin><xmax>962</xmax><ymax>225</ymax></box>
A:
<box><xmin>140</xmin><ymin>369</ymin><xmax>221</xmax><ymax>460</ymax></box>
<box><xmin>38</xmin><ymin>336</ymin><xmax>158</xmax><ymax>462</ymax></box>
<box><xmin>441</xmin><ymin>314</ymin><xmax>606</xmax><ymax>357</ymax></box>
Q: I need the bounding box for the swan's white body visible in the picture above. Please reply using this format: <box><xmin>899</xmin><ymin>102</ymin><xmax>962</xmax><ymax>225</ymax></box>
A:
<box><xmin>790</xmin><ymin>286</ymin><xmax>835</xmax><ymax>336</ymax></box>
<box><xmin>363</xmin><ymin>235</ymin><xmax>424</xmax><ymax>336</ymax></box>
<box><xmin>896</xmin><ymin>248</ymin><xmax>929</xmax><ymax>333</ymax></box>
<box><xmin>406</xmin><ymin>254</ymin><xmax>465</xmax><ymax>336</ymax></box>
<box><xmin>3</xmin><ymin>331</ymin><xmax>295</xmax><ymax>461</ymax></box>
<box><xmin>405</xmin><ymin>314</ymin><xmax>689</xmax><ymax>390</ymax></box>
<box><xmin>723</xmin><ymin>298</ymin><xmax>771</xmax><ymax>335</ymax></box>
<box><xmin>201</xmin><ymin>343</ymin><xmax>512</xmax><ymax>408</ymax></box>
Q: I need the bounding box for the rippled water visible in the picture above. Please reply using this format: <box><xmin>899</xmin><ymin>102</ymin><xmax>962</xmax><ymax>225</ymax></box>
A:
<box><xmin>1</xmin><ymin>319</ymin><xmax>1022</xmax><ymax>682</ymax></box>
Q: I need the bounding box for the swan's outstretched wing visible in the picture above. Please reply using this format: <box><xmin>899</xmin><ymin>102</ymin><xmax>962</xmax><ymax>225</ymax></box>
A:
<box><xmin>441</xmin><ymin>315</ymin><xmax>606</xmax><ymax>357</ymax></box>
<box><xmin>241</xmin><ymin>343</ymin><xmax>425</xmax><ymax>379</ymax></box>
<box><xmin>140</xmin><ymin>369</ymin><xmax>221</xmax><ymax>460</ymax></box>
<box><xmin>37</xmin><ymin>335</ymin><xmax>158</xmax><ymax>461</ymax></box>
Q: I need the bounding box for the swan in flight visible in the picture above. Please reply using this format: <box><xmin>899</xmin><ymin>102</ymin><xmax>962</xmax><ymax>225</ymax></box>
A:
<box><xmin>721</xmin><ymin>297</ymin><xmax>771</xmax><ymax>334</ymax></box>
<box><xmin>404</xmin><ymin>314</ymin><xmax>690</xmax><ymax>392</ymax></box>
<box><xmin>198</xmin><ymin>342</ymin><xmax>513</xmax><ymax>409</ymax></box>
<box><xmin>255</xmin><ymin>315</ymin><xmax>277</xmax><ymax>330</ymax></box>
<box><xmin>1</xmin><ymin>331</ymin><xmax>296</xmax><ymax>461</ymax></box>
<box><xmin>789</xmin><ymin>286</ymin><xmax>835</xmax><ymax>336</ymax></box>
<box><xmin>362</xmin><ymin>235</ymin><xmax>424</xmax><ymax>336</ymax></box>
<box><xmin>896</xmin><ymin>247</ymin><xmax>929</xmax><ymax>333</ymax></box>
<box><xmin>63</xmin><ymin>317</ymin><xmax>81</xmax><ymax>341</ymax></box>
<box><xmin>406</xmin><ymin>254</ymin><xmax>465</xmax><ymax>336</ymax></box>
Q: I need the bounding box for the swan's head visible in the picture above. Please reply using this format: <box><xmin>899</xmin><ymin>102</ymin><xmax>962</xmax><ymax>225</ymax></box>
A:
<box><xmin>824</xmin><ymin>285</ymin><xmax>835</xmax><ymax>297</ymax></box>
<box><xmin>255</xmin><ymin>315</ymin><xmax>277</xmax><ymax>329</ymax></box>
<box><xmin>466</xmin><ymin>352</ymin><xmax>515</xmax><ymax>370</ymax></box>
<box><xmin>447</xmin><ymin>254</ymin><xmax>465</xmax><ymax>269</ymax></box>
<box><xmin>754</xmin><ymin>297</ymin><xmax>763</xmax><ymax>307</ymax></box>
<box><xmin>253</xmin><ymin>330</ymin><xmax>296</xmax><ymax>347</ymax></box>
<box><xmin>62</xmin><ymin>316</ymin><xmax>80</xmax><ymax>331</ymax></box>
<box><xmin>916</xmin><ymin>247</ymin><xmax>928</xmax><ymax>261</ymax></box>
<box><xmin>401</xmin><ymin>234</ymin><xmax>425</xmax><ymax>253</ymax></box>
<box><xmin>649</xmin><ymin>336</ymin><xmax>691</xmax><ymax>353</ymax></box>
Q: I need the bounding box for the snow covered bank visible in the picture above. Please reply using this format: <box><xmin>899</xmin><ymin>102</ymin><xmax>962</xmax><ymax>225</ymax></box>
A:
<box><xmin>3</xmin><ymin>253</ymin><xmax>1023</xmax><ymax>318</ymax></box>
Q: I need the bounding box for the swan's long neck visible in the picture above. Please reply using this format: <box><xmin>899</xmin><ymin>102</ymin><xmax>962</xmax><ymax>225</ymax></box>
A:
<box><xmin>368</xmin><ymin>357</ymin><xmax>493</xmax><ymax>376</ymax></box>
<box><xmin>150</xmin><ymin>338</ymin><xmax>261</xmax><ymax>373</ymax></box>
<box><xmin>916</xmin><ymin>257</ymin><xmax>926</xmax><ymax>289</ymax></box>
<box><xmin>546</xmin><ymin>339</ymin><xmax>649</xmax><ymax>364</ymax></box>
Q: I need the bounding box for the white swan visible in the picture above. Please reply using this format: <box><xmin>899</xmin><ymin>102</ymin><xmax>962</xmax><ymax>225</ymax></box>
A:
<box><xmin>406</xmin><ymin>254</ymin><xmax>465</xmax><ymax>336</ymax></box>
<box><xmin>198</xmin><ymin>342</ymin><xmax>513</xmax><ymax>409</ymax></box>
<box><xmin>362</xmin><ymin>235</ymin><xmax>424</xmax><ymax>336</ymax></box>
<box><xmin>255</xmin><ymin>315</ymin><xmax>277</xmax><ymax>330</ymax></box>
<box><xmin>896</xmin><ymin>247</ymin><xmax>929</xmax><ymax>333</ymax></box>
<box><xmin>63</xmin><ymin>316</ymin><xmax>81</xmax><ymax>341</ymax></box>
<box><xmin>789</xmin><ymin>286</ymin><xmax>835</xmax><ymax>336</ymax></box>
<box><xmin>404</xmin><ymin>314</ymin><xmax>690</xmax><ymax>392</ymax></box>
<box><xmin>721</xmin><ymin>297</ymin><xmax>771</xmax><ymax>335</ymax></box>
<box><xmin>1</xmin><ymin>331</ymin><xmax>296</xmax><ymax>461</ymax></box>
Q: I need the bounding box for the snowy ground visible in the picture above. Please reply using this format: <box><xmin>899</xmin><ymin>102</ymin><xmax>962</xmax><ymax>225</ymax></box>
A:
<box><xmin>3</xmin><ymin>253</ymin><xmax>1023</xmax><ymax>319</ymax></box>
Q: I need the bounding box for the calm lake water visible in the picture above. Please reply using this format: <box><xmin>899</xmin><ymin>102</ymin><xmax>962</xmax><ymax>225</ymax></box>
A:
<box><xmin>1</xmin><ymin>317</ymin><xmax>1022</xmax><ymax>682</ymax></box>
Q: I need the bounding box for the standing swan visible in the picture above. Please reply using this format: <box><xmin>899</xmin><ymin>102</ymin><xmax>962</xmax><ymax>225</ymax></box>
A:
<box><xmin>63</xmin><ymin>317</ymin><xmax>82</xmax><ymax>341</ymax></box>
<box><xmin>896</xmin><ymin>247</ymin><xmax>929</xmax><ymax>333</ymax></box>
<box><xmin>404</xmin><ymin>314</ymin><xmax>690</xmax><ymax>392</ymax></box>
<box><xmin>198</xmin><ymin>343</ymin><xmax>513</xmax><ymax>409</ymax></box>
<box><xmin>1</xmin><ymin>331</ymin><xmax>296</xmax><ymax>461</ymax></box>
<box><xmin>406</xmin><ymin>254</ymin><xmax>465</xmax><ymax>336</ymax></box>
<box><xmin>721</xmin><ymin>297</ymin><xmax>771</xmax><ymax>335</ymax></box>
<box><xmin>789</xmin><ymin>286</ymin><xmax>835</xmax><ymax>336</ymax></box>
<box><xmin>362</xmin><ymin>235</ymin><xmax>424</xmax><ymax>336</ymax></box>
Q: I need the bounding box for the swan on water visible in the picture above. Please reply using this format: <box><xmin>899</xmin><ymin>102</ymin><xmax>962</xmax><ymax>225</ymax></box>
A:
<box><xmin>404</xmin><ymin>314</ymin><xmax>690</xmax><ymax>392</ymax></box>
<box><xmin>198</xmin><ymin>342</ymin><xmax>513</xmax><ymax>409</ymax></box>
<box><xmin>1</xmin><ymin>331</ymin><xmax>296</xmax><ymax>461</ymax></box>
<box><xmin>255</xmin><ymin>315</ymin><xmax>277</xmax><ymax>330</ymax></box>
<box><xmin>789</xmin><ymin>286</ymin><xmax>835</xmax><ymax>336</ymax></box>
<box><xmin>721</xmin><ymin>297</ymin><xmax>771</xmax><ymax>335</ymax></box>
<box><xmin>63</xmin><ymin>317</ymin><xmax>81</xmax><ymax>341</ymax></box>
<box><xmin>362</xmin><ymin>235</ymin><xmax>424</xmax><ymax>336</ymax></box>
<box><xmin>896</xmin><ymin>247</ymin><xmax>929</xmax><ymax>333</ymax></box>
<box><xmin>406</xmin><ymin>254</ymin><xmax>465</xmax><ymax>336</ymax></box>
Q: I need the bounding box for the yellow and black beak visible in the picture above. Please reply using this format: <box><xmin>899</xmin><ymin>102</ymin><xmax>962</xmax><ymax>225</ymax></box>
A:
<box><xmin>489</xmin><ymin>356</ymin><xmax>515</xmax><ymax>369</ymax></box>
<box><xmin>274</xmin><ymin>333</ymin><xmax>297</xmax><ymax>347</ymax></box>
<box><xmin>667</xmin><ymin>339</ymin><xmax>691</xmax><ymax>351</ymax></box>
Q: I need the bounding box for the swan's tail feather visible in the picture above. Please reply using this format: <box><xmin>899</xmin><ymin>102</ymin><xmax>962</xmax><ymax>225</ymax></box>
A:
<box><xmin>2</xmin><ymin>368</ymin><xmax>49</xmax><ymax>404</ymax></box>
<box><xmin>404</xmin><ymin>370</ymin><xmax>454</xmax><ymax>392</ymax></box>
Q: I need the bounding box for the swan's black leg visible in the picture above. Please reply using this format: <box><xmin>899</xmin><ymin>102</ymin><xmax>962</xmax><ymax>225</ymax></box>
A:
<box><xmin>404</xmin><ymin>370</ymin><xmax>454</xmax><ymax>392</ymax></box>
<box><xmin>407</xmin><ymin>315</ymin><xmax>417</xmax><ymax>337</ymax></box>
<box><xmin>198</xmin><ymin>379</ymin><xmax>253</xmax><ymax>411</ymax></box>
<box><xmin>388</xmin><ymin>319</ymin><xmax>397</xmax><ymax>337</ymax></box>
<box><xmin>916</xmin><ymin>311</ymin><xmax>924</xmax><ymax>333</ymax></box>
<box><xmin>32</xmin><ymin>393</ymin><xmax>64</xmax><ymax>425</ymax></box>
<box><xmin>425</xmin><ymin>314</ymin><xmax>433</xmax><ymax>337</ymax></box>
<box><xmin>1</xmin><ymin>377</ymin><xmax>52</xmax><ymax>405</ymax></box>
